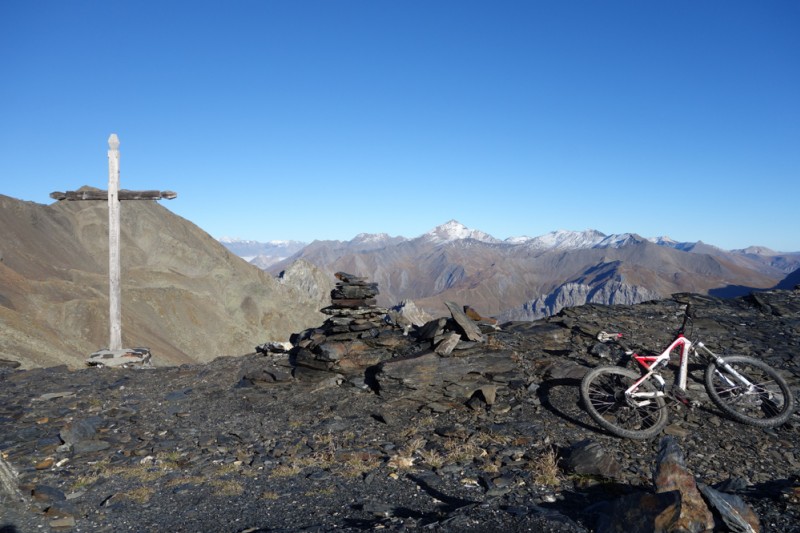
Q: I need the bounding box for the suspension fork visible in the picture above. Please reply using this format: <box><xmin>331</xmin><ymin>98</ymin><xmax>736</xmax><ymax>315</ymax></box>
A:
<box><xmin>696</xmin><ymin>342</ymin><xmax>754</xmax><ymax>388</ymax></box>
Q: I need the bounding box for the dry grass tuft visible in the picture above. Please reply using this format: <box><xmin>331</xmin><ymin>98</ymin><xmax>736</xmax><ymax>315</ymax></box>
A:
<box><xmin>442</xmin><ymin>438</ymin><xmax>485</xmax><ymax>464</ymax></box>
<box><xmin>304</xmin><ymin>486</ymin><xmax>336</xmax><ymax>497</ymax></box>
<box><xmin>336</xmin><ymin>451</ymin><xmax>383</xmax><ymax>478</ymax></box>
<box><xmin>165</xmin><ymin>475</ymin><xmax>206</xmax><ymax>488</ymax></box>
<box><xmin>270</xmin><ymin>462</ymin><xmax>303</xmax><ymax>478</ymax></box>
<box><xmin>211</xmin><ymin>479</ymin><xmax>244</xmax><ymax>497</ymax></box>
<box><xmin>125</xmin><ymin>486</ymin><xmax>155</xmax><ymax>504</ymax></box>
<box><xmin>529</xmin><ymin>448</ymin><xmax>561</xmax><ymax>487</ymax></box>
<box><xmin>417</xmin><ymin>448</ymin><xmax>445</xmax><ymax>469</ymax></box>
<box><xmin>387</xmin><ymin>454</ymin><xmax>415</xmax><ymax>470</ymax></box>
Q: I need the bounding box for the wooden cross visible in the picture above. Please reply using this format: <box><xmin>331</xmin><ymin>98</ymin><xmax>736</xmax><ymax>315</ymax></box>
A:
<box><xmin>50</xmin><ymin>134</ymin><xmax>177</xmax><ymax>351</ymax></box>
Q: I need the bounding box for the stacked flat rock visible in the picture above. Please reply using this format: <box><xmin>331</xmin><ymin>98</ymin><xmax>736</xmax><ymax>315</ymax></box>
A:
<box><xmin>289</xmin><ymin>272</ymin><xmax>402</xmax><ymax>378</ymax></box>
<box><xmin>320</xmin><ymin>272</ymin><xmax>388</xmax><ymax>339</ymax></box>
<box><xmin>329</xmin><ymin>271</ymin><xmax>380</xmax><ymax>309</ymax></box>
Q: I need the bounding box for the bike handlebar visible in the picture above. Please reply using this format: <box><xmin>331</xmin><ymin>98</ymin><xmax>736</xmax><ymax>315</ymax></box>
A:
<box><xmin>596</xmin><ymin>302</ymin><xmax>695</xmax><ymax>353</ymax></box>
<box><xmin>596</xmin><ymin>331</ymin><xmax>633</xmax><ymax>354</ymax></box>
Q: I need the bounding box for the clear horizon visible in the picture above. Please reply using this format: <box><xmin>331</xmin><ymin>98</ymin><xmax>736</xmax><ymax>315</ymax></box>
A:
<box><xmin>2</xmin><ymin>1</ymin><xmax>798</xmax><ymax>251</ymax></box>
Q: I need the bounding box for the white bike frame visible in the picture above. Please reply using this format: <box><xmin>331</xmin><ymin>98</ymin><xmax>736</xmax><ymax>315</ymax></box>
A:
<box><xmin>619</xmin><ymin>334</ymin><xmax>754</xmax><ymax>402</ymax></box>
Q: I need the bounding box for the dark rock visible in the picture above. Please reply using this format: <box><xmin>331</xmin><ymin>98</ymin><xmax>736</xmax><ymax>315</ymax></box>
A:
<box><xmin>698</xmin><ymin>482</ymin><xmax>760</xmax><ymax>532</ymax></box>
<box><xmin>59</xmin><ymin>418</ymin><xmax>100</xmax><ymax>445</ymax></box>
<box><xmin>375</xmin><ymin>350</ymin><xmax>517</xmax><ymax>393</ymax></box>
<box><xmin>652</xmin><ymin>436</ymin><xmax>715</xmax><ymax>531</ymax></box>
<box><xmin>565</xmin><ymin>440</ymin><xmax>622</xmax><ymax>479</ymax></box>
<box><xmin>334</xmin><ymin>272</ymin><xmax>367</xmax><ymax>283</ymax></box>
<box><xmin>72</xmin><ymin>440</ymin><xmax>111</xmax><ymax>454</ymax></box>
<box><xmin>331</xmin><ymin>284</ymin><xmax>379</xmax><ymax>300</ymax></box>
<box><xmin>445</xmin><ymin>301</ymin><xmax>485</xmax><ymax>342</ymax></box>
<box><xmin>292</xmin><ymin>348</ymin><xmax>333</xmax><ymax>371</ymax></box>
<box><xmin>329</xmin><ymin>298</ymin><xmax>377</xmax><ymax>309</ymax></box>
<box><xmin>315</xmin><ymin>340</ymin><xmax>368</xmax><ymax>362</ymax></box>
<box><xmin>434</xmin><ymin>332</ymin><xmax>461</xmax><ymax>355</ymax></box>
<box><xmin>31</xmin><ymin>484</ymin><xmax>66</xmax><ymax>503</ymax></box>
<box><xmin>597</xmin><ymin>490</ymin><xmax>681</xmax><ymax>533</ymax></box>
<box><xmin>417</xmin><ymin>317</ymin><xmax>447</xmax><ymax>340</ymax></box>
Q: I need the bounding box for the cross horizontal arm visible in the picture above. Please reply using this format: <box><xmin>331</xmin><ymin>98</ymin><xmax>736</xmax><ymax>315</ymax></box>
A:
<box><xmin>50</xmin><ymin>190</ymin><xmax>177</xmax><ymax>201</ymax></box>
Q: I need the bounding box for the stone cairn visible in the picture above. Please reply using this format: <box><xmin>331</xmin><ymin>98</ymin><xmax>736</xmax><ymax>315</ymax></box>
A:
<box><xmin>324</xmin><ymin>271</ymin><xmax>385</xmax><ymax>338</ymax></box>
<box><xmin>285</xmin><ymin>272</ymin><xmax>502</xmax><ymax>384</ymax></box>
<box><xmin>288</xmin><ymin>272</ymin><xmax>399</xmax><ymax>378</ymax></box>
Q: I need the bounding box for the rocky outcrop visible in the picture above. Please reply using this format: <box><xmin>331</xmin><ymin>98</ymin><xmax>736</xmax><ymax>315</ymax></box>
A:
<box><xmin>599</xmin><ymin>437</ymin><xmax>761</xmax><ymax>532</ymax></box>
<box><xmin>385</xmin><ymin>300</ymin><xmax>433</xmax><ymax>334</ymax></box>
<box><xmin>1</xmin><ymin>289</ymin><xmax>799</xmax><ymax>532</ymax></box>
<box><xmin>288</xmin><ymin>274</ymin><xmax>500</xmax><ymax>388</ymax></box>
<box><xmin>498</xmin><ymin>280</ymin><xmax>661</xmax><ymax>322</ymax></box>
<box><xmin>289</xmin><ymin>272</ymin><xmax>405</xmax><ymax>381</ymax></box>
<box><xmin>276</xmin><ymin>258</ymin><xmax>334</xmax><ymax>306</ymax></box>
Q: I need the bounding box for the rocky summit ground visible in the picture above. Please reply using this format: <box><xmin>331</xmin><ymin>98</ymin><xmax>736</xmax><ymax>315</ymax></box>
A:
<box><xmin>2</xmin><ymin>290</ymin><xmax>800</xmax><ymax>532</ymax></box>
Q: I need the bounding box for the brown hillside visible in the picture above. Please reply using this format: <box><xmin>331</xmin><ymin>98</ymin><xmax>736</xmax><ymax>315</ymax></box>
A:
<box><xmin>0</xmin><ymin>191</ymin><xmax>326</xmax><ymax>369</ymax></box>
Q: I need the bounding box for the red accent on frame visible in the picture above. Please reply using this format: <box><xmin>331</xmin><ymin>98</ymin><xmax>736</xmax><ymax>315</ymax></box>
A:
<box><xmin>634</xmin><ymin>354</ymin><xmax>659</xmax><ymax>370</ymax></box>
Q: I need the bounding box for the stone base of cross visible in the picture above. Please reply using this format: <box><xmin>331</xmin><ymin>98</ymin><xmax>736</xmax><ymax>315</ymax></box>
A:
<box><xmin>50</xmin><ymin>134</ymin><xmax>177</xmax><ymax>360</ymax></box>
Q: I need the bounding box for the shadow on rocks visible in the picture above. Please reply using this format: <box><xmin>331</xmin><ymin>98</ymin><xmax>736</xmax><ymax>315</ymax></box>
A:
<box><xmin>537</xmin><ymin>483</ymin><xmax>643</xmax><ymax>529</ymax></box>
<box><xmin>407</xmin><ymin>473</ymin><xmax>479</xmax><ymax>512</ymax></box>
<box><xmin>536</xmin><ymin>377</ymin><xmax>600</xmax><ymax>433</ymax></box>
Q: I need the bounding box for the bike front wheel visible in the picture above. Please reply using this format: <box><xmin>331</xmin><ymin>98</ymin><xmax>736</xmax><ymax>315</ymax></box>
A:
<box><xmin>704</xmin><ymin>355</ymin><xmax>795</xmax><ymax>427</ymax></box>
<box><xmin>580</xmin><ymin>366</ymin><xmax>668</xmax><ymax>439</ymax></box>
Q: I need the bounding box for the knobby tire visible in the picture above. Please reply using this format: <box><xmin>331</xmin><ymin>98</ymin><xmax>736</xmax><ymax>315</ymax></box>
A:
<box><xmin>580</xmin><ymin>366</ymin><xmax>669</xmax><ymax>440</ymax></box>
<box><xmin>704</xmin><ymin>355</ymin><xmax>794</xmax><ymax>427</ymax></box>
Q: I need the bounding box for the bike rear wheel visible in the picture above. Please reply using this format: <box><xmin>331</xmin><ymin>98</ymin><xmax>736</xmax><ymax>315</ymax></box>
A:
<box><xmin>580</xmin><ymin>366</ymin><xmax>668</xmax><ymax>439</ymax></box>
<box><xmin>704</xmin><ymin>355</ymin><xmax>794</xmax><ymax>427</ymax></box>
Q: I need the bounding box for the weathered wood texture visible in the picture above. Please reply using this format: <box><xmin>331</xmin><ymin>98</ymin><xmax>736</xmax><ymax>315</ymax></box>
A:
<box><xmin>108</xmin><ymin>134</ymin><xmax>122</xmax><ymax>350</ymax></box>
<box><xmin>50</xmin><ymin>190</ymin><xmax>177</xmax><ymax>201</ymax></box>
<box><xmin>49</xmin><ymin>134</ymin><xmax>177</xmax><ymax>353</ymax></box>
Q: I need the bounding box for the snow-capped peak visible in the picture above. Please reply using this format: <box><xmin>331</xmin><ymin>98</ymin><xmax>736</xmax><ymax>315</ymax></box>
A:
<box><xmin>524</xmin><ymin>229</ymin><xmax>608</xmax><ymax>250</ymax></box>
<box><xmin>648</xmin><ymin>235</ymin><xmax>678</xmax><ymax>246</ymax></box>
<box><xmin>423</xmin><ymin>220</ymin><xmax>499</xmax><ymax>244</ymax></box>
<box><xmin>505</xmin><ymin>235</ymin><xmax>534</xmax><ymax>244</ymax></box>
<box><xmin>219</xmin><ymin>237</ymin><xmax>303</xmax><ymax>248</ymax></box>
<box><xmin>352</xmin><ymin>232</ymin><xmax>392</xmax><ymax>244</ymax></box>
<box><xmin>218</xmin><ymin>236</ymin><xmax>245</xmax><ymax>244</ymax></box>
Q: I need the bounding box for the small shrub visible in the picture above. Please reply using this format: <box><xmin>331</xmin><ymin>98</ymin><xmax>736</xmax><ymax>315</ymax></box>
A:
<box><xmin>125</xmin><ymin>486</ymin><xmax>155</xmax><ymax>504</ymax></box>
<box><xmin>529</xmin><ymin>448</ymin><xmax>560</xmax><ymax>487</ymax></box>
<box><xmin>211</xmin><ymin>479</ymin><xmax>244</xmax><ymax>497</ymax></box>
<box><xmin>417</xmin><ymin>448</ymin><xmax>445</xmax><ymax>469</ymax></box>
<box><xmin>270</xmin><ymin>462</ymin><xmax>303</xmax><ymax>478</ymax></box>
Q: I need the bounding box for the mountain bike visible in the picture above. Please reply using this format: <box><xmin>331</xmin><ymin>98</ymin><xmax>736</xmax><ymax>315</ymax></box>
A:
<box><xmin>579</xmin><ymin>303</ymin><xmax>795</xmax><ymax>439</ymax></box>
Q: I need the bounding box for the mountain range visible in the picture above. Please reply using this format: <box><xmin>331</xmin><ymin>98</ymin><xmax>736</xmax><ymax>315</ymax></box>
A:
<box><xmin>3</xmin><ymin>184</ymin><xmax>798</xmax><ymax>372</ymax></box>
<box><xmin>217</xmin><ymin>237</ymin><xmax>307</xmax><ymax>268</ymax></box>
<box><xmin>227</xmin><ymin>220</ymin><xmax>800</xmax><ymax>320</ymax></box>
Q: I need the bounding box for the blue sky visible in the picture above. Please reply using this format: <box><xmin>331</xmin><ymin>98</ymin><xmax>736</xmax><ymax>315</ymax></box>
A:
<box><xmin>1</xmin><ymin>1</ymin><xmax>798</xmax><ymax>251</ymax></box>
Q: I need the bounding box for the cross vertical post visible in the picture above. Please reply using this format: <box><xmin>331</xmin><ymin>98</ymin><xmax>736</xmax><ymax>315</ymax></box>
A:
<box><xmin>49</xmin><ymin>135</ymin><xmax>176</xmax><ymax>363</ymax></box>
<box><xmin>107</xmin><ymin>134</ymin><xmax>122</xmax><ymax>350</ymax></box>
